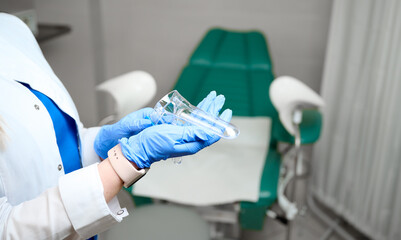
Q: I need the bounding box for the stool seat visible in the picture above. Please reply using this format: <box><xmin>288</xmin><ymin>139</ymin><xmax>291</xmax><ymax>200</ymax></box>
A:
<box><xmin>102</xmin><ymin>204</ymin><xmax>210</xmax><ymax>240</ymax></box>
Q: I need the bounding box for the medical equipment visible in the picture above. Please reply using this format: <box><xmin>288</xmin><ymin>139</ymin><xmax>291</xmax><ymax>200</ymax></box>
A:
<box><xmin>269</xmin><ymin>76</ymin><xmax>324</xmax><ymax>239</ymax></box>
<box><xmin>150</xmin><ymin>90</ymin><xmax>240</xmax><ymax>139</ymax></box>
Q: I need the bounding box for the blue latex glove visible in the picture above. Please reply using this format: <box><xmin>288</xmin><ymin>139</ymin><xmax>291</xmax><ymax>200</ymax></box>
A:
<box><xmin>119</xmin><ymin>91</ymin><xmax>232</xmax><ymax>168</ymax></box>
<box><xmin>196</xmin><ymin>91</ymin><xmax>226</xmax><ymax>116</ymax></box>
<box><xmin>94</xmin><ymin>108</ymin><xmax>154</xmax><ymax>159</ymax></box>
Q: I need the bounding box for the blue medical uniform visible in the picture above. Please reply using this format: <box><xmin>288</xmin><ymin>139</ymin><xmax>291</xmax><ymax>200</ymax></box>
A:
<box><xmin>23</xmin><ymin>83</ymin><xmax>97</xmax><ymax>240</ymax></box>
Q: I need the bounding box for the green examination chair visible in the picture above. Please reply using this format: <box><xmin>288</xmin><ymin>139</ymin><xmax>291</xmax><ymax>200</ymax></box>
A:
<box><xmin>100</xmin><ymin>28</ymin><xmax>323</xmax><ymax>238</ymax></box>
<box><xmin>171</xmin><ymin>28</ymin><xmax>323</xmax><ymax>230</ymax></box>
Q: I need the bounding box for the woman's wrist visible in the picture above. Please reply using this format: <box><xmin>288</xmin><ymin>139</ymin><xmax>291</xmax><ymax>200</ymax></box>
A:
<box><xmin>96</xmin><ymin>144</ymin><xmax>147</xmax><ymax>203</ymax></box>
<box><xmin>97</xmin><ymin>158</ymin><xmax>124</xmax><ymax>203</ymax></box>
<box><xmin>107</xmin><ymin>144</ymin><xmax>148</xmax><ymax>188</ymax></box>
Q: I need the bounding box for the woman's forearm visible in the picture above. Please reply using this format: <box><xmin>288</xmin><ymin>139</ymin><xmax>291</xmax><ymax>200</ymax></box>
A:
<box><xmin>97</xmin><ymin>158</ymin><xmax>124</xmax><ymax>202</ymax></box>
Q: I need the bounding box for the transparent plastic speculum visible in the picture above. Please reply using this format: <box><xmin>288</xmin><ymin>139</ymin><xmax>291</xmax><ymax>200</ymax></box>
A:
<box><xmin>150</xmin><ymin>90</ymin><xmax>240</xmax><ymax>139</ymax></box>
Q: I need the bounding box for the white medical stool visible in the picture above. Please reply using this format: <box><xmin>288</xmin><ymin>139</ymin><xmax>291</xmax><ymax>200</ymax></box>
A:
<box><xmin>96</xmin><ymin>71</ymin><xmax>210</xmax><ymax>240</ymax></box>
<box><xmin>100</xmin><ymin>191</ymin><xmax>210</xmax><ymax>240</ymax></box>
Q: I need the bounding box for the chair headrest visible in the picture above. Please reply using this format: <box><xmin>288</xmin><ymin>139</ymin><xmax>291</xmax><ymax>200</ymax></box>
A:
<box><xmin>269</xmin><ymin>76</ymin><xmax>324</xmax><ymax>136</ymax></box>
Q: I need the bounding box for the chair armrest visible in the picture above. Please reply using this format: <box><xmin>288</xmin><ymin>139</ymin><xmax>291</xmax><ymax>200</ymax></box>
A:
<box><xmin>273</xmin><ymin>109</ymin><xmax>323</xmax><ymax>145</ymax></box>
<box><xmin>96</xmin><ymin>71</ymin><xmax>157</xmax><ymax>120</ymax></box>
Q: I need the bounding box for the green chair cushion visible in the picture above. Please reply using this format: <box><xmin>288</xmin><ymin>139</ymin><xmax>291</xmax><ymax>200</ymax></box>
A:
<box><xmin>175</xmin><ymin>65</ymin><xmax>277</xmax><ymax>118</ymax></box>
<box><xmin>190</xmin><ymin>29</ymin><xmax>273</xmax><ymax>71</ymax></box>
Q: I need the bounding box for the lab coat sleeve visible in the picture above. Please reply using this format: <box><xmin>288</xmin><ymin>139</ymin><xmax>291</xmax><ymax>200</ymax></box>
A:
<box><xmin>0</xmin><ymin>164</ymin><xmax>127</xmax><ymax>239</ymax></box>
<box><xmin>80</xmin><ymin>126</ymin><xmax>102</xmax><ymax>167</ymax></box>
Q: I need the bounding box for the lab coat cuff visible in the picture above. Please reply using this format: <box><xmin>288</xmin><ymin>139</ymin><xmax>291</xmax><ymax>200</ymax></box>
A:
<box><xmin>59</xmin><ymin>163</ymin><xmax>128</xmax><ymax>238</ymax></box>
<box><xmin>80</xmin><ymin>126</ymin><xmax>102</xmax><ymax>167</ymax></box>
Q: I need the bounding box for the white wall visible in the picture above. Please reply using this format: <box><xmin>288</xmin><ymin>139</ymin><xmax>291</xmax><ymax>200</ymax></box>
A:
<box><xmin>35</xmin><ymin>0</ymin><xmax>99</xmax><ymax>127</ymax></box>
<box><xmin>101</xmin><ymin>0</ymin><xmax>333</xmax><ymax>103</ymax></box>
<box><xmin>34</xmin><ymin>0</ymin><xmax>332</xmax><ymax>125</ymax></box>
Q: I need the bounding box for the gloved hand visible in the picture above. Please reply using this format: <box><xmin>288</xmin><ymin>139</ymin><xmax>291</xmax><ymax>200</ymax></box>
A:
<box><xmin>119</xmin><ymin>109</ymin><xmax>232</xmax><ymax>169</ymax></box>
<box><xmin>94</xmin><ymin>108</ymin><xmax>154</xmax><ymax>159</ymax></box>
<box><xmin>119</xmin><ymin>91</ymin><xmax>232</xmax><ymax>169</ymax></box>
<box><xmin>196</xmin><ymin>91</ymin><xmax>226</xmax><ymax>117</ymax></box>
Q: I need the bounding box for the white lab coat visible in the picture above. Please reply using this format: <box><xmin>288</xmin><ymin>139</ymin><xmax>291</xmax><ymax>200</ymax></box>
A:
<box><xmin>0</xmin><ymin>13</ymin><xmax>127</xmax><ymax>239</ymax></box>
